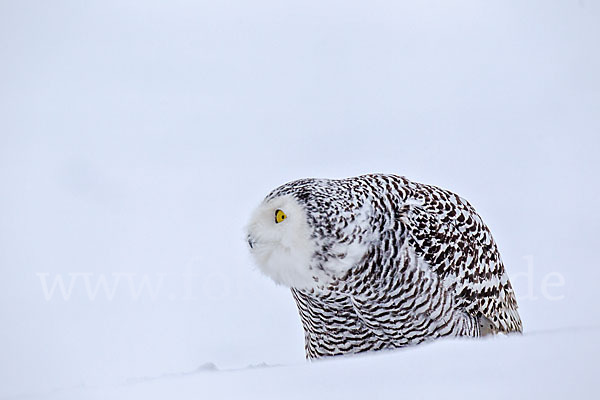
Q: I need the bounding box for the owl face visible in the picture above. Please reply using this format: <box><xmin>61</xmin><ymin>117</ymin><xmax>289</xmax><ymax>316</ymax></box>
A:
<box><xmin>246</xmin><ymin>179</ymin><xmax>376</xmax><ymax>290</ymax></box>
<box><xmin>246</xmin><ymin>194</ymin><xmax>320</xmax><ymax>289</ymax></box>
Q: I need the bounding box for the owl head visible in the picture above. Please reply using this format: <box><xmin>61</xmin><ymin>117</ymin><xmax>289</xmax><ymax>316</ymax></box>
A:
<box><xmin>246</xmin><ymin>178</ymin><xmax>376</xmax><ymax>290</ymax></box>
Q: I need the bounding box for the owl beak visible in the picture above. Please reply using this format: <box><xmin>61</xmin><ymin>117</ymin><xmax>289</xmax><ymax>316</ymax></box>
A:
<box><xmin>247</xmin><ymin>235</ymin><xmax>255</xmax><ymax>249</ymax></box>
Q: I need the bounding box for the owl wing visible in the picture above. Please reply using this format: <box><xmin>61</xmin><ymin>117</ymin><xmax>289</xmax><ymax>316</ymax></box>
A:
<box><xmin>398</xmin><ymin>181</ymin><xmax>522</xmax><ymax>333</ymax></box>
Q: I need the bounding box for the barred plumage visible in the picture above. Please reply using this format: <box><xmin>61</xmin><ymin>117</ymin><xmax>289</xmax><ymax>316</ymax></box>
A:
<box><xmin>247</xmin><ymin>174</ymin><xmax>522</xmax><ymax>359</ymax></box>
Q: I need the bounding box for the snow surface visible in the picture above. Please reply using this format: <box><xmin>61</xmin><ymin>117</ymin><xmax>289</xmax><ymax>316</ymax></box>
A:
<box><xmin>18</xmin><ymin>327</ymin><xmax>600</xmax><ymax>400</ymax></box>
<box><xmin>1</xmin><ymin>0</ymin><xmax>599</xmax><ymax>399</ymax></box>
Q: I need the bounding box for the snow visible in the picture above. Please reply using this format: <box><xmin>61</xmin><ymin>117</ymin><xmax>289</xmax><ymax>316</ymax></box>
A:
<box><xmin>1</xmin><ymin>0</ymin><xmax>599</xmax><ymax>399</ymax></box>
<box><xmin>19</xmin><ymin>328</ymin><xmax>600</xmax><ymax>400</ymax></box>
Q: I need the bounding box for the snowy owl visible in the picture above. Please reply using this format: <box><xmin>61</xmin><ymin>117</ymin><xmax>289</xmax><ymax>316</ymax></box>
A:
<box><xmin>246</xmin><ymin>174</ymin><xmax>522</xmax><ymax>359</ymax></box>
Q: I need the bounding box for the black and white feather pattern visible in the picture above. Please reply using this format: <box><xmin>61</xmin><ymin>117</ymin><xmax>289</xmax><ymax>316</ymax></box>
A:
<box><xmin>251</xmin><ymin>174</ymin><xmax>522</xmax><ymax>359</ymax></box>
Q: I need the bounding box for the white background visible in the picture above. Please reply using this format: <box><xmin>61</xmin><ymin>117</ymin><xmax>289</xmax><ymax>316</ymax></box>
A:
<box><xmin>1</xmin><ymin>1</ymin><xmax>599</xmax><ymax>398</ymax></box>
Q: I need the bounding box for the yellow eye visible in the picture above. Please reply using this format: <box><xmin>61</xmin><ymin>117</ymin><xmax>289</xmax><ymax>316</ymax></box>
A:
<box><xmin>275</xmin><ymin>209</ymin><xmax>287</xmax><ymax>223</ymax></box>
